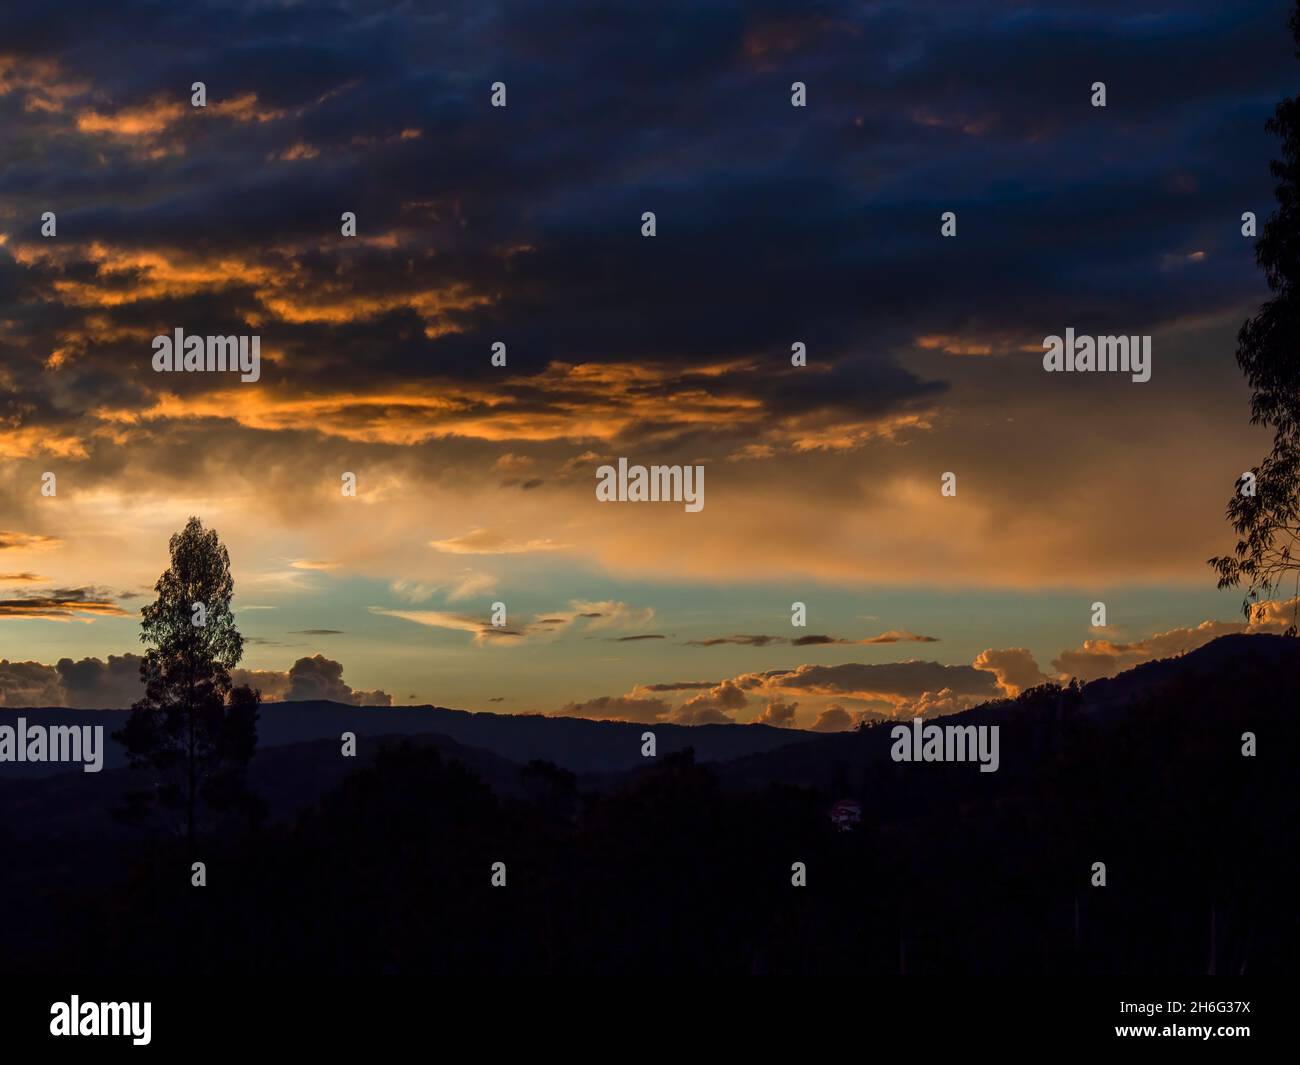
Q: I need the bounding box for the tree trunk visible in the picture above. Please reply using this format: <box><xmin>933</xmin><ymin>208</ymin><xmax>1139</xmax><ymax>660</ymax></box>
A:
<box><xmin>187</xmin><ymin>654</ymin><xmax>196</xmax><ymax>854</ymax></box>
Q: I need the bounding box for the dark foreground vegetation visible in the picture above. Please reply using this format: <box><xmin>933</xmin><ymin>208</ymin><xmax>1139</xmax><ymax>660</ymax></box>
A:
<box><xmin>2</xmin><ymin>634</ymin><xmax>1294</xmax><ymax>977</ymax></box>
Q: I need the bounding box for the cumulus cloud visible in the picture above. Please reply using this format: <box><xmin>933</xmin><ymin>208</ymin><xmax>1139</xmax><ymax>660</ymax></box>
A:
<box><xmin>0</xmin><ymin>651</ymin><xmax>390</xmax><ymax>708</ymax></box>
<box><xmin>892</xmin><ymin>688</ymin><xmax>987</xmax><ymax>719</ymax></box>
<box><xmin>698</xmin><ymin>647</ymin><xmax>1052</xmax><ymax>721</ymax></box>
<box><xmin>0</xmin><ymin>653</ymin><xmax>144</xmax><ymax>708</ymax></box>
<box><xmin>557</xmin><ymin>676</ymin><xmax>747</xmax><ymax>725</ymax></box>
<box><xmin>229</xmin><ymin>667</ymin><xmax>292</xmax><ymax>702</ymax></box>
<box><xmin>762</xmin><ymin>660</ymin><xmax>1000</xmax><ymax>703</ymax></box>
<box><xmin>0</xmin><ymin>660</ymin><xmax>66</xmax><ymax>707</ymax></box>
<box><xmin>972</xmin><ymin>647</ymin><xmax>1050</xmax><ymax>696</ymax></box>
<box><xmin>556</xmin><ymin>692</ymin><xmax>670</xmax><ymax>724</ymax></box>
<box><xmin>753</xmin><ymin>699</ymin><xmax>799</xmax><ymax>728</ymax></box>
<box><xmin>669</xmin><ymin>702</ymin><xmax>736</xmax><ymax>725</ymax></box>
<box><xmin>1052</xmin><ymin>622</ymin><xmax>1241</xmax><ymax>681</ymax></box>
<box><xmin>1248</xmin><ymin>597</ymin><xmax>1300</xmax><ymax>630</ymax></box>
<box><xmin>277</xmin><ymin>654</ymin><xmax>392</xmax><ymax>706</ymax></box>
<box><xmin>810</xmin><ymin>705</ymin><xmax>855</xmax><ymax>732</ymax></box>
<box><xmin>670</xmin><ymin>679</ymin><xmax>748</xmax><ymax>724</ymax></box>
<box><xmin>55</xmin><ymin>653</ymin><xmax>145</xmax><ymax>708</ymax></box>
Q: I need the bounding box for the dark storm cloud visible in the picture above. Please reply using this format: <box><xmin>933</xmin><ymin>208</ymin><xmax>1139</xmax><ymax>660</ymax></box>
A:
<box><xmin>0</xmin><ymin>650</ymin><xmax>390</xmax><ymax>708</ymax></box>
<box><xmin>55</xmin><ymin>653</ymin><xmax>144</xmax><ymax>708</ymax></box>
<box><xmin>0</xmin><ymin>588</ymin><xmax>131</xmax><ymax>619</ymax></box>
<box><xmin>0</xmin><ymin>0</ymin><xmax>1293</xmax><ymax>458</ymax></box>
<box><xmin>640</xmin><ymin>680</ymin><xmax>718</xmax><ymax>692</ymax></box>
<box><xmin>241</xmin><ymin>653</ymin><xmax>393</xmax><ymax>706</ymax></box>
<box><xmin>688</xmin><ymin>630</ymin><xmax>938</xmax><ymax>647</ymax></box>
<box><xmin>687</xmin><ymin>634</ymin><xmax>785</xmax><ymax>647</ymax></box>
<box><xmin>0</xmin><ymin>653</ymin><xmax>143</xmax><ymax>709</ymax></box>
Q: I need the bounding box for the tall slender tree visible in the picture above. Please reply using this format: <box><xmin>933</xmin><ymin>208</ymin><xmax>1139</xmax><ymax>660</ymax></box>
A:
<box><xmin>1210</xmin><ymin>2</ymin><xmax>1300</xmax><ymax>633</ymax></box>
<box><xmin>114</xmin><ymin>516</ymin><xmax>262</xmax><ymax>848</ymax></box>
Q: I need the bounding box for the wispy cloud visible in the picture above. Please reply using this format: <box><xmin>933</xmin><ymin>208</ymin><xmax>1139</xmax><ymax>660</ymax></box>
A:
<box><xmin>0</xmin><ymin>588</ymin><xmax>132</xmax><ymax>622</ymax></box>
<box><xmin>428</xmin><ymin>529</ymin><xmax>567</xmax><ymax>555</ymax></box>
<box><xmin>0</xmin><ymin>532</ymin><xmax>60</xmax><ymax>552</ymax></box>
<box><xmin>368</xmin><ymin>606</ymin><xmax>524</xmax><ymax>645</ymax></box>
<box><xmin>688</xmin><ymin>630</ymin><xmax>938</xmax><ymax>647</ymax></box>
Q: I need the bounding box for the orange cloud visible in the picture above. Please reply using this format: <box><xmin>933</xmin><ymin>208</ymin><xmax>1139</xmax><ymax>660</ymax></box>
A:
<box><xmin>76</xmin><ymin>97</ymin><xmax>186</xmax><ymax>136</ymax></box>
<box><xmin>0</xmin><ymin>426</ymin><xmax>89</xmax><ymax>459</ymax></box>
<box><xmin>0</xmin><ymin>532</ymin><xmax>61</xmax><ymax>552</ymax></box>
<box><xmin>74</xmin><ymin>91</ymin><xmax>284</xmax><ymax>140</ymax></box>
<box><xmin>0</xmin><ymin>54</ymin><xmax>87</xmax><ymax>111</ymax></box>
<box><xmin>427</xmin><ymin>529</ymin><xmax>567</xmax><ymax>555</ymax></box>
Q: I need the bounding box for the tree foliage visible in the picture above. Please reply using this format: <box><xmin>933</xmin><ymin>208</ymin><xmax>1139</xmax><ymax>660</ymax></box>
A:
<box><xmin>113</xmin><ymin>516</ymin><xmax>262</xmax><ymax>845</ymax></box>
<box><xmin>1210</xmin><ymin>4</ymin><xmax>1300</xmax><ymax>633</ymax></box>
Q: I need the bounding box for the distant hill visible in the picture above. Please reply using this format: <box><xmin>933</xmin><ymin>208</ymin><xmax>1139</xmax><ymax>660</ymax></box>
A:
<box><xmin>1075</xmin><ymin>631</ymin><xmax>1297</xmax><ymax>718</ymax></box>
<box><xmin>7</xmin><ymin>631</ymin><xmax>1288</xmax><ymax>798</ymax></box>
<box><xmin>0</xmin><ymin>699</ymin><xmax>819</xmax><ymax>778</ymax></box>
<box><xmin>4</xmin><ymin>633</ymin><xmax>1294</xmax><ymax>784</ymax></box>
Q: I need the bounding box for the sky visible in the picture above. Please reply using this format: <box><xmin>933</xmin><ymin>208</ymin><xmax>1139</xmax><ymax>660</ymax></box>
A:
<box><xmin>1</xmin><ymin>0</ymin><xmax>1298</xmax><ymax>728</ymax></box>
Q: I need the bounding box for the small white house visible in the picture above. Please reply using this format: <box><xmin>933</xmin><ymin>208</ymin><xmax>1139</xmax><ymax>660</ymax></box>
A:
<box><xmin>829</xmin><ymin>798</ymin><xmax>861</xmax><ymax>832</ymax></box>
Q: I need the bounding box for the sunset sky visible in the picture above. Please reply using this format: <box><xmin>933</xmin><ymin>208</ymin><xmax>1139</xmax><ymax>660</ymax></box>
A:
<box><xmin>2</xmin><ymin>0</ymin><xmax>1297</xmax><ymax>727</ymax></box>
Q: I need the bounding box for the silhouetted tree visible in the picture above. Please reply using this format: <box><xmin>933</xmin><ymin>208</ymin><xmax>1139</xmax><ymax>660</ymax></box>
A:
<box><xmin>1211</xmin><ymin>2</ymin><xmax>1300</xmax><ymax>632</ymax></box>
<box><xmin>113</xmin><ymin>516</ymin><xmax>262</xmax><ymax>848</ymax></box>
